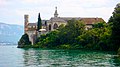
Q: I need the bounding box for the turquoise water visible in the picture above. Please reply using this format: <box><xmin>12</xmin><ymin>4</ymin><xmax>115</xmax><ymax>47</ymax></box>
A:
<box><xmin>0</xmin><ymin>45</ymin><xmax>120</xmax><ymax>67</ymax></box>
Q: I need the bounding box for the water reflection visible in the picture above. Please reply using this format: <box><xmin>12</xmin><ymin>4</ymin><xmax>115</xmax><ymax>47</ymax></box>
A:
<box><xmin>113</xmin><ymin>57</ymin><xmax>120</xmax><ymax>66</ymax></box>
<box><xmin>22</xmin><ymin>49</ymin><xmax>118</xmax><ymax>67</ymax></box>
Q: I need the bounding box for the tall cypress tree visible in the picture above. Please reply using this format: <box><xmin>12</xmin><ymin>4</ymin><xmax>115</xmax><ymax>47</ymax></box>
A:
<box><xmin>109</xmin><ymin>3</ymin><xmax>120</xmax><ymax>51</ymax></box>
<box><xmin>37</xmin><ymin>13</ymin><xmax>42</xmax><ymax>31</ymax></box>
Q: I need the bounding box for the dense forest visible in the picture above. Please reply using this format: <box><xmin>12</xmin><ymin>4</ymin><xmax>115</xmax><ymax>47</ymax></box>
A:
<box><xmin>18</xmin><ymin>3</ymin><xmax>120</xmax><ymax>52</ymax></box>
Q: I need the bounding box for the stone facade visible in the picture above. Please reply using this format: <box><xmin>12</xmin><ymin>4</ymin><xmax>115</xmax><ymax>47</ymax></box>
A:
<box><xmin>24</xmin><ymin>7</ymin><xmax>105</xmax><ymax>45</ymax></box>
<box><xmin>24</xmin><ymin>15</ymin><xmax>37</xmax><ymax>45</ymax></box>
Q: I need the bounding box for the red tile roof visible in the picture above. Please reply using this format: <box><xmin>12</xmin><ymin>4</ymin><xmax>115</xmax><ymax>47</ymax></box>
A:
<box><xmin>81</xmin><ymin>18</ymin><xmax>105</xmax><ymax>25</ymax></box>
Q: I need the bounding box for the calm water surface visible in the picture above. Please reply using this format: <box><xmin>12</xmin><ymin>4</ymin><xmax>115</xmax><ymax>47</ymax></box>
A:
<box><xmin>0</xmin><ymin>45</ymin><xmax>120</xmax><ymax>67</ymax></box>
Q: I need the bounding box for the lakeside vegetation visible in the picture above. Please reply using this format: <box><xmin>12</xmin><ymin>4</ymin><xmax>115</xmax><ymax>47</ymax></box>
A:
<box><xmin>35</xmin><ymin>20</ymin><xmax>111</xmax><ymax>50</ymax></box>
<box><xmin>18</xmin><ymin>3</ymin><xmax>120</xmax><ymax>53</ymax></box>
<box><xmin>18</xmin><ymin>34</ymin><xmax>31</xmax><ymax>48</ymax></box>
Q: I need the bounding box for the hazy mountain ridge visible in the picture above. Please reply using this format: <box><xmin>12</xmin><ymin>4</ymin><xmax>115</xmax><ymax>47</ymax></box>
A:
<box><xmin>0</xmin><ymin>22</ymin><xmax>23</xmax><ymax>44</ymax></box>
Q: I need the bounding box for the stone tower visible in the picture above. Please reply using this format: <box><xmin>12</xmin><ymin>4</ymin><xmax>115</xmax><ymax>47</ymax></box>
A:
<box><xmin>54</xmin><ymin>7</ymin><xmax>58</xmax><ymax>17</ymax></box>
<box><xmin>24</xmin><ymin>14</ymin><xmax>29</xmax><ymax>33</ymax></box>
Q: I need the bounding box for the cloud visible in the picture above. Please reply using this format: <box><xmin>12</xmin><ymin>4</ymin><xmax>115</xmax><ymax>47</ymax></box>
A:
<box><xmin>22</xmin><ymin>0</ymin><xmax>47</xmax><ymax>4</ymax></box>
<box><xmin>0</xmin><ymin>0</ymin><xmax>9</xmax><ymax>7</ymax></box>
<box><xmin>0</xmin><ymin>0</ymin><xmax>119</xmax><ymax>25</ymax></box>
<box><xmin>60</xmin><ymin>0</ymin><xmax>115</xmax><ymax>8</ymax></box>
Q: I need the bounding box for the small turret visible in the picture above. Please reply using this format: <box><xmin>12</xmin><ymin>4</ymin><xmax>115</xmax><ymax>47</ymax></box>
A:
<box><xmin>24</xmin><ymin>15</ymin><xmax>29</xmax><ymax>23</ymax></box>
<box><xmin>54</xmin><ymin>7</ymin><xmax>58</xmax><ymax>17</ymax></box>
<box><xmin>24</xmin><ymin>14</ymin><xmax>29</xmax><ymax>33</ymax></box>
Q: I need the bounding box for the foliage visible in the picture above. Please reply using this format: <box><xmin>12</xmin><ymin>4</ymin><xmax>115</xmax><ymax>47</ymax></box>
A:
<box><xmin>17</xmin><ymin>33</ymin><xmax>31</xmax><ymax>48</ymax></box>
<box><xmin>76</xmin><ymin>22</ymin><xmax>111</xmax><ymax>50</ymax></box>
<box><xmin>109</xmin><ymin>3</ymin><xmax>120</xmax><ymax>51</ymax></box>
<box><xmin>93</xmin><ymin>22</ymin><xmax>106</xmax><ymax>28</ymax></box>
<box><xmin>36</xmin><ymin>19</ymin><xmax>85</xmax><ymax>49</ymax></box>
<box><xmin>36</xmin><ymin>30</ymin><xmax>60</xmax><ymax>48</ymax></box>
<box><xmin>37</xmin><ymin>13</ymin><xmax>42</xmax><ymax>31</ymax></box>
<box><xmin>36</xmin><ymin>19</ymin><xmax>113</xmax><ymax>51</ymax></box>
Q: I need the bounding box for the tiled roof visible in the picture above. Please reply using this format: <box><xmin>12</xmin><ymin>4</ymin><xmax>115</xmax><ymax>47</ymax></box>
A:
<box><xmin>60</xmin><ymin>17</ymin><xmax>81</xmax><ymax>21</ymax></box>
<box><xmin>28</xmin><ymin>23</ymin><xmax>36</xmax><ymax>26</ymax></box>
<box><xmin>27</xmin><ymin>23</ymin><xmax>37</xmax><ymax>31</ymax></box>
<box><xmin>49</xmin><ymin>17</ymin><xmax>105</xmax><ymax>25</ymax></box>
<box><xmin>80</xmin><ymin>18</ymin><xmax>105</xmax><ymax>25</ymax></box>
<box><xmin>50</xmin><ymin>17</ymin><xmax>66</xmax><ymax>22</ymax></box>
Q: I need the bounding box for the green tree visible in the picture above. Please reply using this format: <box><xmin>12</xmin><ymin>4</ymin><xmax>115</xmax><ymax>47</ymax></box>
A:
<box><xmin>37</xmin><ymin>13</ymin><xmax>42</xmax><ymax>31</ymax></box>
<box><xmin>109</xmin><ymin>3</ymin><xmax>120</xmax><ymax>51</ymax></box>
<box><xmin>17</xmin><ymin>34</ymin><xmax>31</xmax><ymax>48</ymax></box>
<box><xmin>36</xmin><ymin>19</ymin><xmax>86</xmax><ymax>49</ymax></box>
<box><xmin>76</xmin><ymin>22</ymin><xmax>111</xmax><ymax>50</ymax></box>
<box><xmin>62</xmin><ymin>19</ymin><xmax>85</xmax><ymax>44</ymax></box>
<box><xmin>93</xmin><ymin>22</ymin><xmax>106</xmax><ymax>28</ymax></box>
<box><xmin>37</xmin><ymin>30</ymin><xmax>60</xmax><ymax>48</ymax></box>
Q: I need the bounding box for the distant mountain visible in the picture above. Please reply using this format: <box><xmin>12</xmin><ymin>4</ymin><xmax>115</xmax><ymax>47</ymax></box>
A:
<box><xmin>0</xmin><ymin>22</ymin><xmax>23</xmax><ymax>44</ymax></box>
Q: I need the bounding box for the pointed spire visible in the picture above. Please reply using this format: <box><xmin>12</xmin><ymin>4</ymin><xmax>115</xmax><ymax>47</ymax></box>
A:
<box><xmin>54</xmin><ymin>6</ymin><xmax>58</xmax><ymax>17</ymax></box>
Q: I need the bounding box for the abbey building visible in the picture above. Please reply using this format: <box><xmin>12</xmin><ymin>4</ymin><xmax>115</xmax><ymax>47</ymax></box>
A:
<box><xmin>24</xmin><ymin>7</ymin><xmax>105</xmax><ymax>45</ymax></box>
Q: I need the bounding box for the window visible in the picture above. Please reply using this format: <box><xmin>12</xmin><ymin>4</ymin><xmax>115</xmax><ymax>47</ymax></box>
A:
<box><xmin>45</xmin><ymin>21</ymin><xmax>47</xmax><ymax>26</ymax></box>
<box><xmin>49</xmin><ymin>24</ymin><xmax>51</xmax><ymax>31</ymax></box>
<box><xmin>53</xmin><ymin>23</ymin><xmax>58</xmax><ymax>29</ymax></box>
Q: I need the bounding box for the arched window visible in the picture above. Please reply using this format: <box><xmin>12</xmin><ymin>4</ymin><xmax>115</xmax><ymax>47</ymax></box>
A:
<box><xmin>53</xmin><ymin>23</ymin><xmax>58</xmax><ymax>29</ymax></box>
<box><xmin>45</xmin><ymin>21</ymin><xmax>47</xmax><ymax>26</ymax></box>
<box><xmin>49</xmin><ymin>24</ymin><xmax>51</xmax><ymax>31</ymax></box>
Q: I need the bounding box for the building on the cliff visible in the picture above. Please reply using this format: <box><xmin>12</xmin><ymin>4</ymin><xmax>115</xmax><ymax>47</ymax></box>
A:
<box><xmin>24</xmin><ymin>7</ymin><xmax>105</xmax><ymax>45</ymax></box>
<box><xmin>24</xmin><ymin>15</ymin><xmax>37</xmax><ymax>45</ymax></box>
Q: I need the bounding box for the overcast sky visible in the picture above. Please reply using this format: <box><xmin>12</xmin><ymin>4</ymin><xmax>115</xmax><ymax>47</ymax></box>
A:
<box><xmin>0</xmin><ymin>0</ymin><xmax>119</xmax><ymax>25</ymax></box>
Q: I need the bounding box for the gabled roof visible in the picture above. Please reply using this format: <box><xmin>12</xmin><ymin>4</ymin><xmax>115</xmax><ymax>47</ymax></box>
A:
<box><xmin>49</xmin><ymin>17</ymin><xmax>105</xmax><ymax>25</ymax></box>
<box><xmin>60</xmin><ymin>17</ymin><xmax>81</xmax><ymax>21</ymax></box>
<box><xmin>50</xmin><ymin>17</ymin><xmax>66</xmax><ymax>22</ymax></box>
<box><xmin>28</xmin><ymin>23</ymin><xmax>36</xmax><ymax>26</ymax></box>
<box><xmin>80</xmin><ymin>18</ymin><xmax>105</xmax><ymax>25</ymax></box>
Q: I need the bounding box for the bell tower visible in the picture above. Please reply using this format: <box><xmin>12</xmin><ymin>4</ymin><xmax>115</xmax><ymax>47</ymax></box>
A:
<box><xmin>24</xmin><ymin>14</ymin><xmax>29</xmax><ymax>33</ymax></box>
<box><xmin>54</xmin><ymin>7</ymin><xmax>58</xmax><ymax>17</ymax></box>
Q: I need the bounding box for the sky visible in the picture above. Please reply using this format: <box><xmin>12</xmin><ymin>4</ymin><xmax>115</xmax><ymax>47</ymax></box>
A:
<box><xmin>0</xmin><ymin>0</ymin><xmax>119</xmax><ymax>25</ymax></box>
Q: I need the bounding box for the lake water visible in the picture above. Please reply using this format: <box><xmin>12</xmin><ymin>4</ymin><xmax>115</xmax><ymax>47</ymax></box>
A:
<box><xmin>0</xmin><ymin>45</ymin><xmax>120</xmax><ymax>67</ymax></box>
